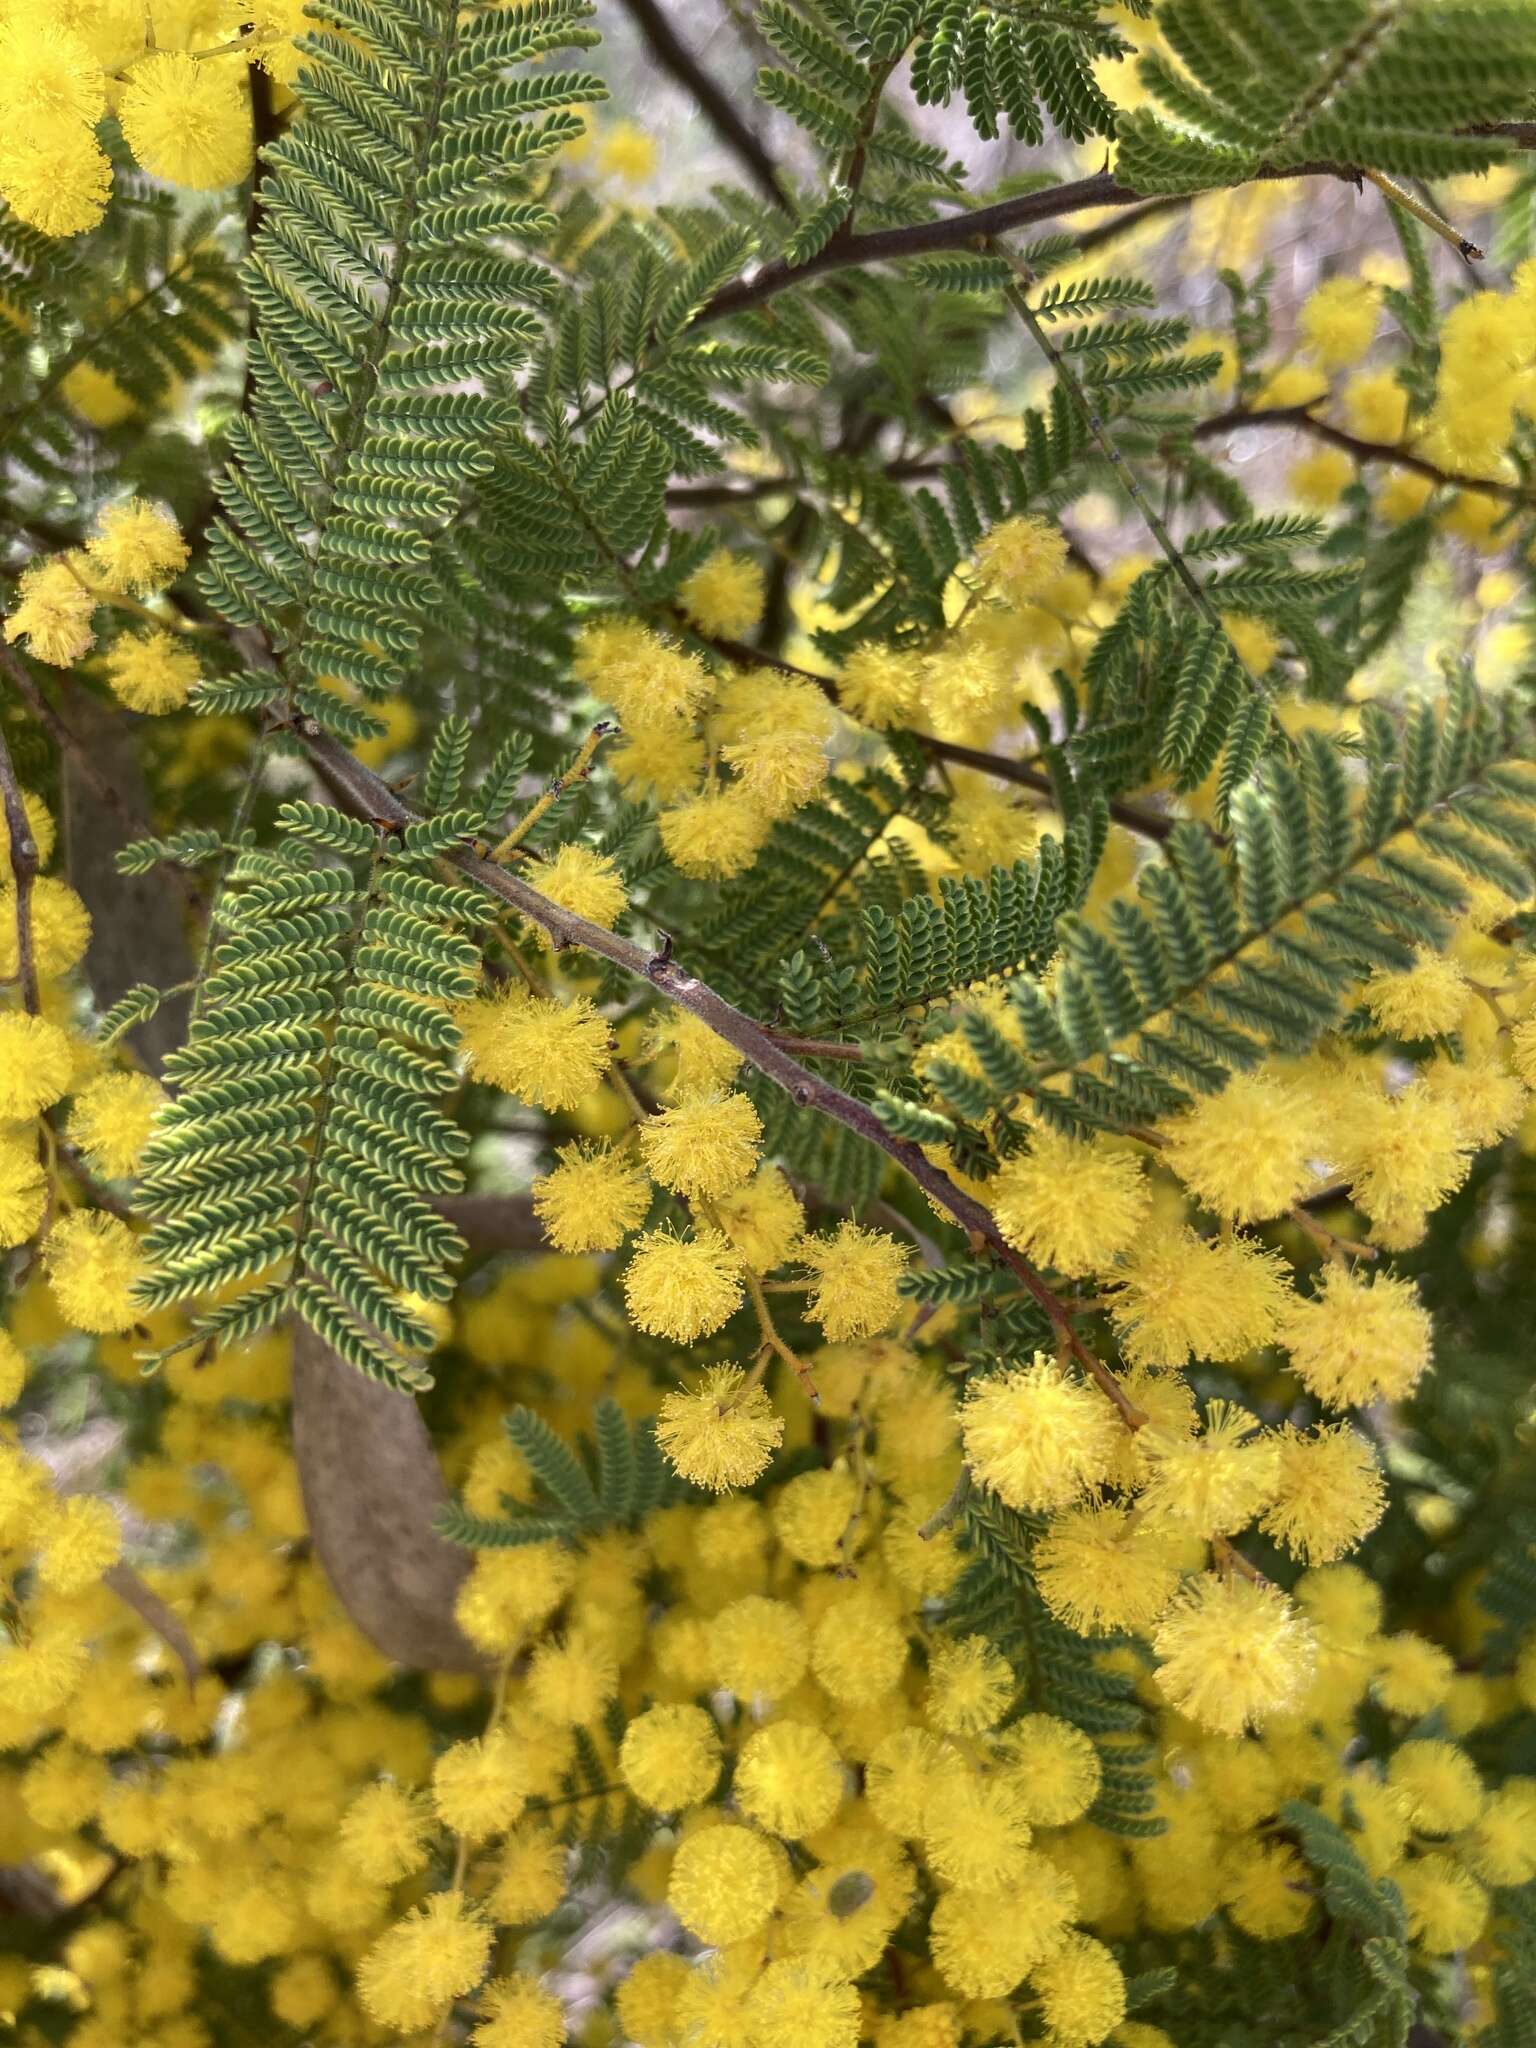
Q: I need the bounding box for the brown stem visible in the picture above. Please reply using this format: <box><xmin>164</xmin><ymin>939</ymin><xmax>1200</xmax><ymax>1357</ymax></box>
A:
<box><xmin>0</xmin><ymin>711</ymin><xmax>40</xmax><ymax>1013</ymax></box>
<box><xmin>1191</xmin><ymin>403</ymin><xmax>1536</xmax><ymax>508</ymax></box>
<box><xmin>618</xmin><ymin>0</ymin><xmax>787</xmax><ymax>211</ymax></box>
<box><xmin>101</xmin><ymin>1562</ymin><xmax>203</xmax><ymax>1684</ymax></box>
<box><xmin>294</xmin><ymin>717</ymin><xmax>1116</xmax><ymax>1387</ymax></box>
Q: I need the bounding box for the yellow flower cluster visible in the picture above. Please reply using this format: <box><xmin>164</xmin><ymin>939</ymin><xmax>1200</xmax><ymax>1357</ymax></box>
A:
<box><xmin>0</xmin><ymin>2</ymin><xmax>312</xmax><ymax>236</ymax></box>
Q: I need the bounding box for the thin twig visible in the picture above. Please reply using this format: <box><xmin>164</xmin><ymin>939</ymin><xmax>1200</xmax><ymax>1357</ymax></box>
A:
<box><xmin>618</xmin><ymin>0</ymin><xmax>787</xmax><ymax>211</ymax></box>
<box><xmin>492</xmin><ymin>722</ymin><xmax>614</xmax><ymax>861</ymax></box>
<box><xmin>1361</xmin><ymin>167</ymin><xmax>1483</xmax><ymax>260</ymax></box>
<box><xmin>0</xmin><ymin>712</ymin><xmax>40</xmax><ymax>1012</ymax></box>
<box><xmin>1191</xmin><ymin>403</ymin><xmax>1536</xmax><ymax>508</ymax></box>
<box><xmin>101</xmin><ymin>1562</ymin><xmax>203</xmax><ymax>1683</ymax></box>
<box><xmin>294</xmin><ymin>718</ymin><xmax>1151</xmax><ymax>1428</ymax></box>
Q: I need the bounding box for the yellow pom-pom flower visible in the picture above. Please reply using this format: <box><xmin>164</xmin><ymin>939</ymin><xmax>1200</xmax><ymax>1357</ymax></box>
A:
<box><xmin>1396</xmin><ymin>1852</ymin><xmax>1488</xmax><ymax>1955</ymax></box>
<box><xmin>619</xmin><ymin>1702</ymin><xmax>721</xmax><ymax>1811</ymax></box>
<box><xmin>666</xmin><ymin>1822</ymin><xmax>781</xmax><ymax>1944</ymax></box>
<box><xmin>37</xmin><ymin>1494</ymin><xmax>122</xmax><ymax>1593</ymax></box>
<box><xmin>990</xmin><ymin>1128</ymin><xmax>1150</xmax><ymax>1276</ymax></box>
<box><xmin>43</xmin><ymin>1212</ymin><xmax>145</xmax><ymax>1334</ymax></box>
<box><xmin>639</xmin><ymin>1089</ymin><xmax>762</xmax><ymax>1200</ymax></box>
<box><xmin>432</xmin><ymin>1732</ymin><xmax>530</xmax><ymax>1841</ymax></box>
<box><xmin>1137</xmin><ymin>1401</ymin><xmax>1280</xmax><ymax>1541</ymax></box>
<box><xmin>0</xmin><ymin>118</ymin><xmax>112</xmax><ymax>238</ymax></box>
<box><xmin>118</xmin><ymin>51</ymin><xmax>254</xmax><ymax>190</ymax></box>
<box><xmin>0</xmin><ymin>1133</ymin><xmax>47</xmax><ymax>1249</ymax></box>
<box><xmin>744</xmin><ymin>1957</ymin><xmax>860</xmax><ymax>2048</ymax></box>
<box><xmin>735</xmin><ymin>1720</ymin><xmax>845</xmax><ymax>1838</ymax></box>
<box><xmin>102</xmin><ymin>629</ymin><xmax>201</xmax><ymax>715</ymax></box>
<box><xmin>1281</xmin><ymin>1267</ymin><xmax>1432</xmax><ymax>1408</ymax></box>
<box><xmin>0</xmin><ymin>1012</ymin><xmax>74</xmax><ymax>1121</ymax></box>
<box><xmin>532</xmin><ymin>1141</ymin><xmax>649</xmax><ymax>1253</ymax></box>
<box><xmin>656</xmin><ymin>1363</ymin><xmax>783</xmax><ymax>1492</ymax></box>
<box><xmin>925</xmin><ymin>1634</ymin><xmax>1014</xmax><ymax>1736</ymax></box>
<box><xmin>1387</xmin><ymin>1740</ymin><xmax>1486</xmax><ymax>1836</ymax></box>
<box><xmin>1030</xmin><ymin>1931</ymin><xmax>1126</xmax><ymax>2046</ymax></box>
<box><xmin>660</xmin><ymin>789</ymin><xmax>770</xmax><ymax>880</ymax></box>
<box><xmin>1152</xmin><ymin>1574</ymin><xmax>1315</xmax><ymax>1736</ymax></box>
<box><xmin>811</xmin><ymin>1590</ymin><xmax>909</xmax><ymax>1705</ymax></box>
<box><xmin>1158</xmin><ymin>1072</ymin><xmax>1318</xmax><ymax>1223</ymax></box>
<box><xmin>1364</xmin><ymin>950</ymin><xmax>1468</xmax><ymax>1039</ymax></box>
<box><xmin>710</xmin><ymin>1594</ymin><xmax>811</xmax><ymax>1702</ymax></box>
<box><xmin>680</xmin><ymin>550</ymin><xmax>767</xmax><ymax>638</ymax></box>
<box><xmin>1260</xmin><ymin>1422</ymin><xmax>1386</xmax><ymax>1564</ymax></box>
<box><xmin>473</xmin><ymin>1972</ymin><xmax>566</xmax><ymax>2048</ymax></box>
<box><xmin>623</xmin><ymin>1226</ymin><xmax>743</xmax><ymax>1342</ymax></box>
<box><xmin>528</xmin><ymin>843</ymin><xmax>626</xmax><ymax>942</ymax></box>
<box><xmin>1297</xmin><ymin>277</ymin><xmax>1379</xmax><ymax>368</ymax></box>
<box><xmin>67</xmin><ymin>1070</ymin><xmax>164</xmax><ymax>1179</ymax></box>
<box><xmin>458</xmin><ymin>987</ymin><xmax>611</xmax><ymax>1111</ymax></box>
<box><xmin>86</xmin><ymin>499</ymin><xmax>189</xmax><ymax>596</ymax></box>
<box><xmin>355</xmin><ymin>1893</ymin><xmax>491</xmax><ymax>2031</ymax></box>
<box><xmin>337</xmin><ymin>1782</ymin><xmax>434</xmax><ymax>1883</ymax></box>
<box><xmin>799</xmin><ymin>1222</ymin><xmax>907</xmax><ymax>1340</ymax></box>
<box><xmin>995</xmin><ymin>1714</ymin><xmax>1103</xmax><ymax>1826</ymax></box>
<box><xmin>961</xmin><ymin>1357</ymin><xmax>1120</xmax><ymax>1513</ymax></box>
<box><xmin>4</xmin><ymin>555</ymin><xmax>96</xmax><ymax>665</ymax></box>
<box><xmin>970</xmin><ymin>515</ymin><xmax>1069</xmax><ymax>605</ymax></box>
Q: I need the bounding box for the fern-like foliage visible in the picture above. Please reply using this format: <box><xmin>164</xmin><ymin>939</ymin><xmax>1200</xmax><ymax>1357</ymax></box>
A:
<box><xmin>958</xmin><ymin>682</ymin><xmax>1536</xmax><ymax>1141</ymax></box>
<box><xmin>1</xmin><ymin>189</ymin><xmax>240</xmax><ymax>501</ymax></box>
<box><xmin>132</xmin><ymin>801</ymin><xmax>492</xmax><ymax>1389</ymax></box>
<box><xmin>437</xmin><ymin>1401</ymin><xmax>675</xmax><ymax>1547</ymax></box>
<box><xmin>199</xmin><ymin>0</ymin><xmax>602</xmax><ymax>735</ymax></box>
<box><xmin>1116</xmin><ymin>0</ymin><xmax>1536</xmax><ymax>194</ymax></box>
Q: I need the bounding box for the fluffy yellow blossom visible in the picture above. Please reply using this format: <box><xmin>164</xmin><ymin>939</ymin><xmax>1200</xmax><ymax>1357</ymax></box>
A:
<box><xmin>4</xmin><ymin>555</ymin><xmax>96</xmax><ymax>665</ymax></box>
<box><xmin>573</xmin><ymin>618</ymin><xmax>711</xmax><ymax>729</ymax></box>
<box><xmin>800</xmin><ymin>1223</ymin><xmax>907</xmax><ymax>1339</ymax></box>
<box><xmin>118</xmin><ymin>52</ymin><xmax>254</xmax><ymax>189</ymax></box>
<box><xmin>527</xmin><ymin>844</ymin><xmax>626</xmax><ymax>940</ymax></box>
<box><xmin>532</xmin><ymin>1140</ymin><xmax>649</xmax><ymax>1253</ymax></box>
<box><xmin>773</xmin><ymin>1466</ymin><xmax>859</xmax><ymax>1566</ymax></box>
<box><xmin>922</xmin><ymin>1770</ymin><xmax>1035</xmax><ymax>1890</ymax></box>
<box><xmin>37</xmin><ymin>1494</ymin><xmax>122</xmax><ymax>1593</ymax></box>
<box><xmin>1260</xmin><ymin>1423</ymin><xmax>1386</xmax><ymax>1564</ymax></box>
<box><xmin>1221</xmin><ymin>1840</ymin><xmax>1312</xmax><ymax>1940</ymax></box>
<box><xmin>1364</xmin><ymin>950</ymin><xmax>1468</xmax><ymax>1039</ymax></box>
<box><xmin>86</xmin><ymin>500</ymin><xmax>189</xmax><ymax>595</ymax></box>
<box><xmin>780</xmin><ymin>1825</ymin><xmax>915</xmax><ymax>1977</ymax></box>
<box><xmin>524</xmin><ymin>1631</ymin><xmax>618</xmax><ymax>1728</ymax></box>
<box><xmin>43</xmin><ymin>1212</ymin><xmax>146</xmax><ymax>1334</ymax></box>
<box><xmin>1342</xmin><ymin>369</ymin><xmax>1410</xmax><ymax>445</ymax></box>
<box><xmin>712</xmin><ymin>1166</ymin><xmax>805</xmax><ymax>1271</ymax></box>
<box><xmin>1298</xmin><ymin>277</ymin><xmax>1379</xmax><ymax>369</ymax></box>
<box><xmin>1031</xmin><ymin>1931</ymin><xmax>1126</xmax><ymax>2046</ymax></box>
<box><xmin>1137</xmin><ymin>1402</ymin><xmax>1281</xmax><ymax>1540</ymax></box>
<box><xmin>0</xmin><ymin>873</ymin><xmax>90</xmax><ymax>980</ymax></box>
<box><xmin>1159</xmin><ymin>1072</ymin><xmax>1318</xmax><ymax>1222</ymax></box>
<box><xmin>67</xmin><ymin>1070</ymin><xmax>164</xmax><ymax>1178</ymax></box>
<box><xmin>961</xmin><ymin>1358</ymin><xmax>1120</xmax><ymax>1513</ymax></box>
<box><xmin>812</xmin><ymin>1589</ymin><xmax>909</xmax><ymax>1704</ymax></box>
<box><xmin>1388</xmin><ymin>1740</ymin><xmax>1486</xmax><ymax>1835</ymax></box>
<box><xmin>1396</xmin><ymin>1853</ymin><xmax>1489</xmax><ymax>1955</ymax></box>
<box><xmin>355</xmin><ymin>1894</ymin><xmax>491</xmax><ymax>2031</ymax></box>
<box><xmin>0</xmin><ymin>119</ymin><xmax>112</xmax><ymax>237</ymax></box>
<box><xmin>624</xmin><ymin>1226</ymin><xmax>743</xmax><ymax>1340</ymax></box>
<box><xmin>865</xmin><ymin>1727</ymin><xmax>964</xmax><ymax>1838</ymax></box>
<box><xmin>735</xmin><ymin>1720</ymin><xmax>845</xmax><ymax>1837</ymax></box>
<box><xmin>1462</xmin><ymin>1780</ymin><xmax>1536</xmax><ymax>1886</ymax></box>
<box><xmin>640</xmin><ymin>1089</ymin><xmax>761</xmax><ymax>1199</ymax></box>
<box><xmin>926</xmin><ymin>1634</ymin><xmax>1015</xmax><ymax>1735</ymax></box>
<box><xmin>1152</xmin><ymin>1575</ymin><xmax>1315</xmax><ymax>1736</ymax></box>
<box><xmin>838</xmin><ymin>643</ymin><xmax>924</xmax><ymax>728</ymax></box>
<box><xmin>458</xmin><ymin>987</ymin><xmax>611</xmax><ymax>1110</ymax></box>
<box><xmin>0</xmin><ymin>1011</ymin><xmax>74</xmax><ymax>1120</ymax></box>
<box><xmin>337</xmin><ymin>1782</ymin><xmax>433</xmax><ymax>1883</ymax></box>
<box><xmin>1110</xmin><ymin>1224</ymin><xmax>1290</xmax><ymax>1367</ymax></box>
<box><xmin>1373</xmin><ymin>1631</ymin><xmax>1454</xmax><ymax>1717</ymax></box>
<box><xmin>473</xmin><ymin>1973</ymin><xmax>566</xmax><ymax>2048</ymax></box>
<box><xmin>619</xmin><ymin>1702</ymin><xmax>721</xmax><ymax>1810</ymax></box>
<box><xmin>679</xmin><ymin>550</ymin><xmax>766</xmax><ymax>638</ymax></box>
<box><xmin>660</xmin><ymin>789</ymin><xmax>770</xmax><ymax>879</ymax></box>
<box><xmin>1281</xmin><ymin>1267</ymin><xmax>1432</xmax><ymax>1408</ymax></box>
<box><xmin>657</xmin><ymin>1363</ymin><xmax>783</xmax><ymax>1492</ymax></box>
<box><xmin>1289</xmin><ymin>447</ymin><xmax>1355</xmax><ymax>507</ymax></box>
<box><xmin>990</xmin><ymin>1129</ymin><xmax>1149</xmax><ymax>1276</ymax></box>
<box><xmin>928</xmin><ymin>1876</ymin><xmax>1066</xmax><ymax>1997</ymax></box>
<box><xmin>711</xmin><ymin>1594</ymin><xmax>811</xmax><ymax>1702</ymax></box>
<box><xmin>995</xmin><ymin>1715</ymin><xmax>1103</xmax><ymax>1826</ymax></box>
<box><xmin>0</xmin><ymin>1133</ymin><xmax>47</xmax><ymax>1248</ymax></box>
<box><xmin>970</xmin><ymin>515</ymin><xmax>1069</xmax><ymax>604</ymax></box>
<box><xmin>489</xmin><ymin>1824</ymin><xmax>568</xmax><ymax>1924</ymax></box>
<box><xmin>667</xmin><ymin>1822</ymin><xmax>781</xmax><ymax>1944</ymax></box>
